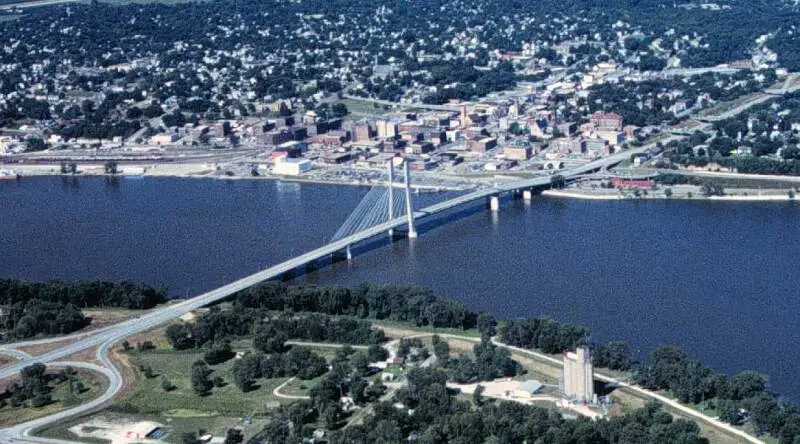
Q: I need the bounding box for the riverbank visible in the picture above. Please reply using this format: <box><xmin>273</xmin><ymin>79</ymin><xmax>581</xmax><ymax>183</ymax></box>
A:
<box><xmin>542</xmin><ymin>187</ymin><xmax>796</xmax><ymax>202</ymax></box>
<box><xmin>4</xmin><ymin>163</ymin><xmax>472</xmax><ymax>192</ymax></box>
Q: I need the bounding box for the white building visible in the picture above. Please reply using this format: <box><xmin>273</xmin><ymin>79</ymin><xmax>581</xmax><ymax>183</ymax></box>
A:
<box><xmin>273</xmin><ymin>157</ymin><xmax>312</xmax><ymax>176</ymax></box>
<box><xmin>563</xmin><ymin>347</ymin><xmax>594</xmax><ymax>402</ymax></box>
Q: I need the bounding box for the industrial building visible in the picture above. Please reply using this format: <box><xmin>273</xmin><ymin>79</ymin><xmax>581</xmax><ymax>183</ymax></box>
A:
<box><xmin>273</xmin><ymin>156</ymin><xmax>312</xmax><ymax>176</ymax></box>
<box><xmin>562</xmin><ymin>346</ymin><xmax>594</xmax><ymax>403</ymax></box>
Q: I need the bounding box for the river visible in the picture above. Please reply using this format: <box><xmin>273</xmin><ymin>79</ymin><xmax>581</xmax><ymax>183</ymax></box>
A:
<box><xmin>2</xmin><ymin>176</ymin><xmax>799</xmax><ymax>400</ymax></box>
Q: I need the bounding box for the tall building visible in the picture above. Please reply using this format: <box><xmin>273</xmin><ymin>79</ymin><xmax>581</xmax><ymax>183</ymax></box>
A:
<box><xmin>589</xmin><ymin>112</ymin><xmax>623</xmax><ymax>131</ymax></box>
<box><xmin>352</xmin><ymin>122</ymin><xmax>373</xmax><ymax>142</ymax></box>
<box><xmin>376</xmin><ymin>119</ymin><xmax>398</xmax><ymax>139</ymax></box>
<box><xmin>562</xmin><ymin>347</ymin><xmax>594</xmax><ymax>402</ymax></box>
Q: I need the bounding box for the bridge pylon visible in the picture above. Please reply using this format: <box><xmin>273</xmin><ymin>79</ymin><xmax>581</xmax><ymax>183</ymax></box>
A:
<box><xmin>403</xmin><ymin>161</ymin><xmax>418</xmax><ymax>239</ymax></box>
<box><xmin>387</xmin><ymin>160</ymin><xmax>395</xmax><ymax>238</ymax></box>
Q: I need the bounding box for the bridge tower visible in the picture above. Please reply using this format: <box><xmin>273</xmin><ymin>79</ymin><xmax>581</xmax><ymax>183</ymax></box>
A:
<box><xmin>403</xmin><ymin>161</ymin><xmax>418</xmax><ymax>239</ymax></box>
<box><xmin>387</xmin><ymin>160</ymin><xmax>395</xmax><ymax>238</ymax></box>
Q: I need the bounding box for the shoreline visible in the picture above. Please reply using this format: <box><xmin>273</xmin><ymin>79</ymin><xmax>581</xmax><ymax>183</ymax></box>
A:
<box><xmin>542</xmin><ymin>189</ymin><xmax>797</xmax><ymax>202</ymax></box>
<box><xmin>2</xmin><ymin>169</ymin><xmax>472</xmax><ymax>192</ymax></box>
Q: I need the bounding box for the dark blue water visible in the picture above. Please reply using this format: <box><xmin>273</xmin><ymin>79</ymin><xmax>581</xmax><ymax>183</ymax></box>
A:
<box><xmin>2</xmin><ymin>177</ymin><xmax>800</xmax><ymax>400</ymax></box>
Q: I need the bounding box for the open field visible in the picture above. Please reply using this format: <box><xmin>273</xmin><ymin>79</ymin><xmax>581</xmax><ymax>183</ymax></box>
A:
<box><xmin>118</xmin><ymin>350</ymin><xmax>291</xmax><ymax>416</ymax></box>
<box><xmin>0</xmin><ymin>369</ymin><xmax>106</xmax><ymax>428</ymax></box>
<box><xmin>372</xmin><ymin>319</ymin><xmax>481</xmax><ymax>339</ymax></box>
<box><xmin>332</xmin><ymin>99</ymin><xmax>392</xmax><ymax>118</ymax></box>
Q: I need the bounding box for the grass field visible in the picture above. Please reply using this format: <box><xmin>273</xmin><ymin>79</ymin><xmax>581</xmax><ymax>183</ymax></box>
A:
<box><xmin>0</xmin><ymin>369</ymin><xmax>106</xmax><ymax>428</ymax></box>
<box><xmin>372</xmin><ymin>319</ymin><xmax>481</xmax><ymax>338</ymax></box>
<box><xmin>332</xmin><ymin>99</ymin><xmax>392</xmax><ymax>119</ymax></box>
<box><xmin>120</xmin><ymin>349</ymin><xmax>291</xmax><ymax>417</ymax></box>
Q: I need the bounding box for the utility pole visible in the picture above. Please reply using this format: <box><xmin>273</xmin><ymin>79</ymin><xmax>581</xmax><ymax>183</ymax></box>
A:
<box><xmin>403</xmin><ymin>161</ymin><xmax>417</xmax><ymax>239</ymax></box>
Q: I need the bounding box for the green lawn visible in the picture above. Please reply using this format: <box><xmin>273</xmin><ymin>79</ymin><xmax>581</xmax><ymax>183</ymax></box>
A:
<box><xmin>332</xmin><ymin>99</ymin><xmax>392</xmax><ymax>118</ymax></box>
<box><xmin>371</xmin><ymin>319</ymin><xmax>481</xmax><ymax>338</ymax></box>
<box><xmin>121</xmin><ymin>350</ymin><xmax>291</xmax><ymax>417</ymax></box>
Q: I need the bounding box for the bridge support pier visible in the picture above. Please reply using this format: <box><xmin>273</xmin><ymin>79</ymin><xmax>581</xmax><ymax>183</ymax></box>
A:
<box><xmin>523</xmin><ymin>189</ymin><xmax>533</xmax><ymax>201</ymax></box>
<box><xmin>488</xmin><ymin>194</ymin><xmax>500</xmax><ymax>212</ymax></box>
<box><xmin>346</xmin><ymin>244</ymin><xmax>352</xmax><ymax>261</ymax></box>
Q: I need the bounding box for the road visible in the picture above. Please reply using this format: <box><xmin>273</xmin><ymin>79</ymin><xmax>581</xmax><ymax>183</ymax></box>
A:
<box><xmin>2</xmin><ymin>342</ymin><xmax>122</xmax><ymax>443</ymax></box>
<box><xmin>0</xmin><ymin>0</ymin><xmax>78</xmax><ymax>9</ymax></box>
<box><xmin>618</xmin><ymin>167</ymin><xmax>800</xmax><ymax>184</ymax></box>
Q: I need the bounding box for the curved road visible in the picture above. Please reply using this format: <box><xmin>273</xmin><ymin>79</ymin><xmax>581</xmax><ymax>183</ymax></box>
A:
<box><xmin>2</xmin><ymin>351</ymin><xmax>121</xmax><ymax>443</ymax></box>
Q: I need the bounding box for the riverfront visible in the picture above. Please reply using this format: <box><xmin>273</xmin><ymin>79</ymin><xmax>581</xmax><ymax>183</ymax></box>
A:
<box><xmin>2</xmin><ymin>177</ymin><xmax>800</xmax><ymax>402</ymax></box>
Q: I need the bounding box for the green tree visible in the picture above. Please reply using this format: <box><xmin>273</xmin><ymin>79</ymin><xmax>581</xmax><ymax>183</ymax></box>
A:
<box><xmin>161</xmin><ymin>376</ymin><xmax>175</xmax><ymax>392</ymax></box>
<box><xmin>473</xmin><ymin>384</ymin><xmax>485</xmax><ymax>406</ymax></box>
<box><xmin>191</xmin><ymin>362</ymin><xmax>213</xmax><ymax>396</ymax></box>
<box><xmin>476</xmin><ymin>313</ymin><xmax>497</xmax><ymax>341</ymax></box>
<box><xmin>728</xmin><ymin>371</ymin><xmax>767</xmax><ymax>400</ymax></box>
<box><xmin>434</xmin><ymin>340</ymin><xmax>450</xmax><ymax>361</ymax></box>
<box><xmin>180</xmin><ymin>432</ymin><xmax>197</xmax><ymax>444</ymax></box>
<box><xmin>224</xmin><ymin>429</ymin><xmax>244</xmax><ymax>444</ymax></box>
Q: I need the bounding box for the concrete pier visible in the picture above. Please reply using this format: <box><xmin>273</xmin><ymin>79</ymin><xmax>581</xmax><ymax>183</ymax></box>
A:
<box><xmin>523</xmin><ymin>189</ymin><xmax>533</xmax><ymax>200</ymax></box>
<box><xmin>488</xmin><ymin>195</ymin><xmax>500</xmax><ymax>212</ymax></box>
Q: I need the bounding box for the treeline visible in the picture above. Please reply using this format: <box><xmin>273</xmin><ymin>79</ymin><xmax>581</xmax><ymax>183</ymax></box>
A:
<box><xmin>252</xmin><ymin>315</ymin><xmax>386</xmax><ymax>352</ymax></box>
<box><xmin>231</xmin><ymin>348</ymin><xmax>329</xmax><ymax>392</ymax></box>
<box><xmin>499</xmin><ymin>317</ymin><xmax>589</xmax><ymax>354</ymax></box>
<box><xmin>443</xmin><ymin>338</ymin><xmax>522</xmax><ymax>383</ymax></box>
<box><xmin>634</xmin><ymin>346</ymin><xmax>800</xmax><ymax>440</ymax></box>
<box><xmin>0</xmin><ymin>279</ymin><xmax>165</xmax><ymax>340</ymax></box>
<box><xmin>0</xmin><ymin>279</ymin><xmax>166</xmax><ymax>309</ymax></box>
<box><xmin>164</xmin><ymin>309</ymin><xmax>385</xmax><ymax>351</ymax></box>
<box><xmin>260</xmin><ymin>367</ymin><xmax>707</xmax><ymax>444</ymax></box>
<box><xmin>232</xmin><ymin>282</ymin><xmax>478</xmax><ymax>330</ymax></box>
<box><xmin>3</xmin><ymin>299</ymin><xmax>87</xmax><ymax>339</ymax></box>
<box><xmin>670</xmin><ymin>154</ymin><xmax>800</xmax><ymax>177</ymax></box>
